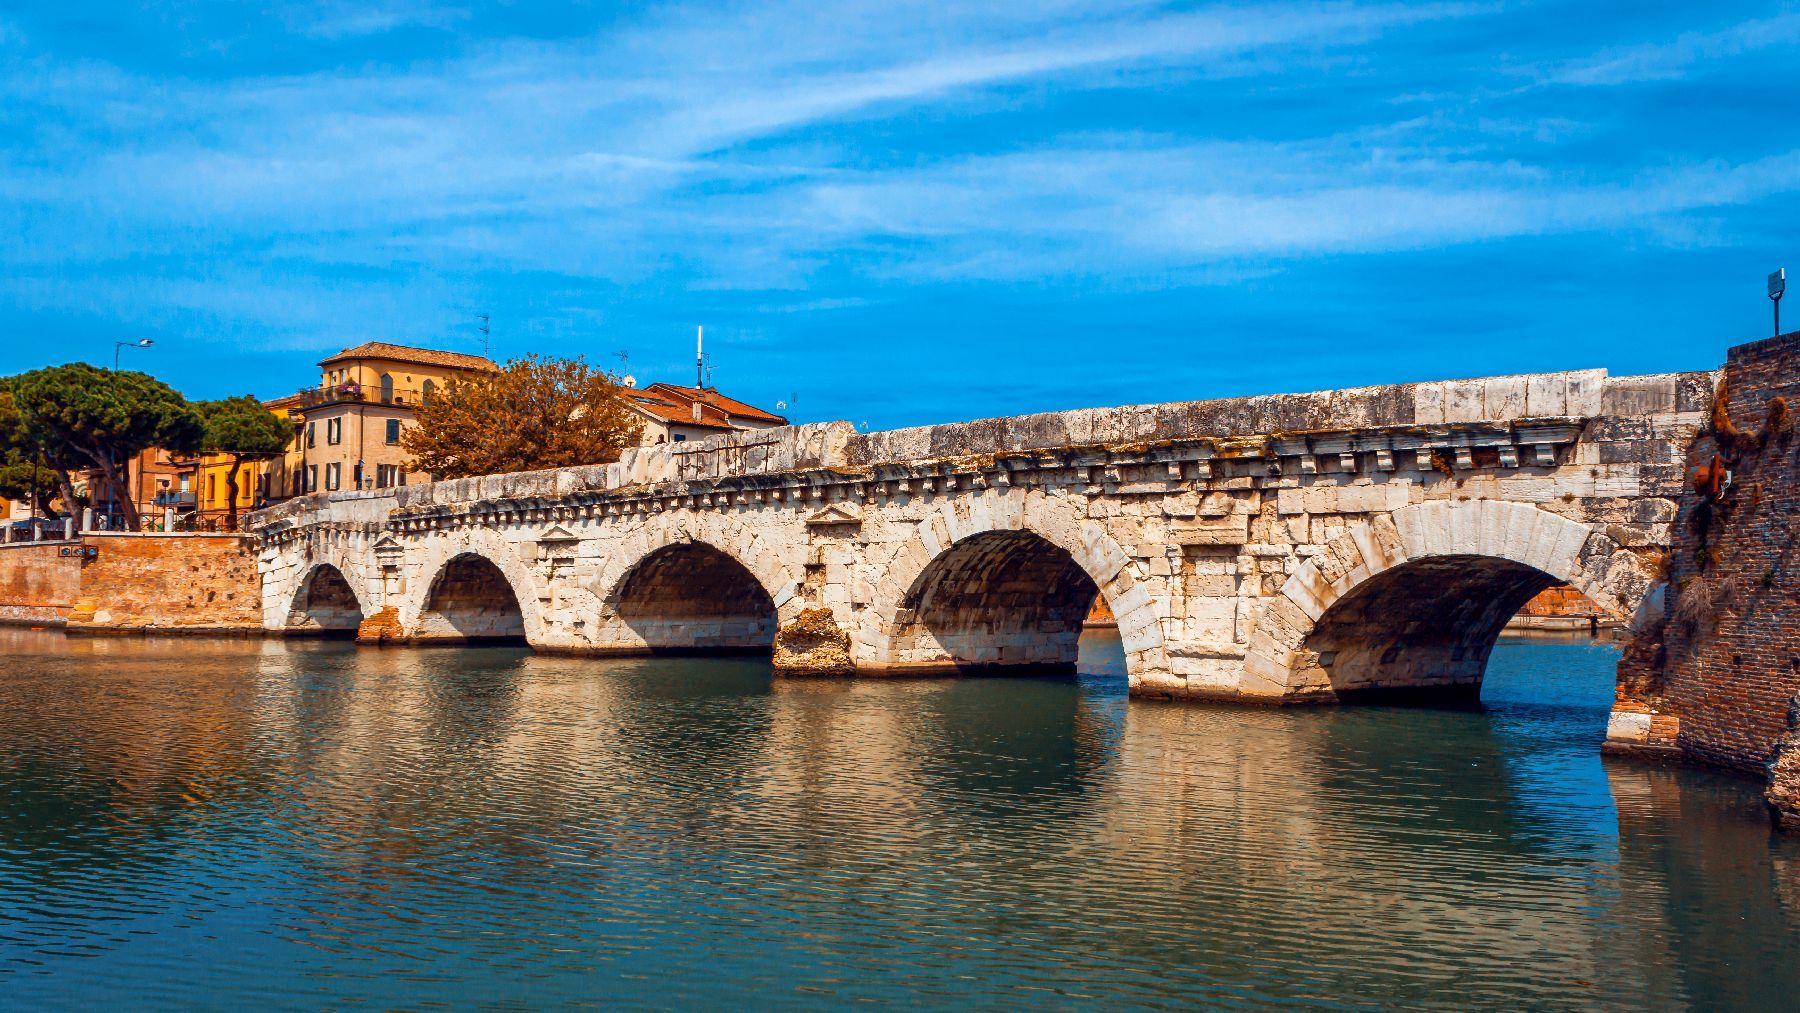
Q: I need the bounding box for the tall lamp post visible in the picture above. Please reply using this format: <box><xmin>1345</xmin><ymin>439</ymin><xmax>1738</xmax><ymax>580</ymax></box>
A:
<box><xmin>114</xmin><ymin>337</ymin><xmax>154</xmax><ymax>369</ymax></box>
<box><xmin>110</xmin><ymin>338</ymin><xmax>156</xmax><ymax>526</ymax></box>
<box><xmin>1772</xmin><ymin>269</ymin><xmax>1787</xmax><ymax>337</ymax></box>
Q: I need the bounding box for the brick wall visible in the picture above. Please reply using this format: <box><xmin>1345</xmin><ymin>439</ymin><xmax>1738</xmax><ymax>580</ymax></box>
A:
<box><xmin>1518</xmin><ymin>585</ymin><xmax>1603</xmax><ymax>618</ymax></box>
<box><xmin>1616</xmin><ymin>331</ymin><xmax>1800</xmax><ymax>822</ymax></box>
<box><xmin>0</xmin><ymin>534</ymin><xmax>263</xmax><ymax>633</ymax></box>
<box><xmin>0</xmin><ymin>544</ymin><xmax>81</xmax><ymax>625</ymax></box>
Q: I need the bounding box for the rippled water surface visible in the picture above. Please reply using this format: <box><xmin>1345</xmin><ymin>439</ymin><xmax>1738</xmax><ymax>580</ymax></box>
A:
<box><xmin>2</xmin><ymin>627</ymin><xmax>1799</xmax><ymax>1010</ymax></box>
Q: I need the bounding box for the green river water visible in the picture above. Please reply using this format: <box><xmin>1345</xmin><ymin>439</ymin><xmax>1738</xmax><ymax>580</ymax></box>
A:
<box><xmin>1</xmin><ymin>627</ymin><xmax>1796</xmax><ymax>1010</ymax></box>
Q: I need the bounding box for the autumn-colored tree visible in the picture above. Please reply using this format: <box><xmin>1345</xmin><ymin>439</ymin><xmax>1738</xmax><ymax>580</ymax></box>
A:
<box><xmin>198</xmin><ymin>396</ymin><xmax>292</xmax><ymax>530</ymax></box>
<box><xmin>399</xmin><ymin>355</ymin><xmax>644</xmax><ymax>480</ymax></box>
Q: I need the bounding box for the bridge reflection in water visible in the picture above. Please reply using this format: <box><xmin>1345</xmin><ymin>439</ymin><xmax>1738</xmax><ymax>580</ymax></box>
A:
<box><xmin>0</xmin><ymin>627</ymin><xmax>1794</xmax><ymax>1007</ymax></box>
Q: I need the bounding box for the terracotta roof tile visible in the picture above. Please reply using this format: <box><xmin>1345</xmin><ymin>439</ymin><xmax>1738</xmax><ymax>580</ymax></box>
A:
<box><xmin>318</xmin><ymin>342</ymin><xmax>499</xmax><ymax>372</ymax></box>
<box><xmin>626</xmin><ymin>390</ymin><xmax>735</xmax><ymax>430</ymax></box>
<box><xmin>644</xmin><ymin>383</ymin><xmax>787</xmax><ymax>425</ymax></box>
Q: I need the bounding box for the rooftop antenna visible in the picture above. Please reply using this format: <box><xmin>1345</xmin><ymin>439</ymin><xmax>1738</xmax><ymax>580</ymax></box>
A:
<box><xmin>775</xmin><ymin>391</ymin><xmax>797</xmax><ymax>423</ymax></box>
<box><xmin>476</xmin><ymin>313</ymin><xmax>491</xmax><ymax>358</ymax></box>
<box><xmin>615</xmin><ymin>350</ymin><xmax>636</xmax><ymax>388</ymax></box>
<box><xmin>1771</xmin><ymin>269</ymin><xmax>1787</xmax><ymax>337</ymax></box>
<box><xmin>695</xmin><ymin>325</ymin><xmax>705</xmax><ymax>389</ymax></box>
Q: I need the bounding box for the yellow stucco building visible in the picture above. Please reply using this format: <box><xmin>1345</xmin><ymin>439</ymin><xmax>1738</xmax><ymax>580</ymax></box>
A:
<box><xmin>283</xmin><ymin>342</ymin><xmax>498</xmax><ymax>497</ymax></box>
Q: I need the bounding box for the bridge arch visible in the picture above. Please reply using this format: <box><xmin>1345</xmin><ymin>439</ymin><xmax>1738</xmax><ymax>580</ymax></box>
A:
<box><xmin>864</xmin><ymin>490</ymin><xmax>1168</xmax><ymax>681</ymax></box>
<box><xmin>284</xmin><ymin>562</ymin><xmax>367</xmax><ymax>636</ymax></box>
<box><xmin>585</xmin><ymin>513</ymin><xmax>799</xmax><ymax>654</ymax></box>
<box><xmin>1241</xmin><ymin>499</ymin><xmax>1650</xmax><ymax>702</ymax></box>
<box><xmin>402</xmin><ymin>532</ymin><xmax>544</xmax><ymax>645</ymax></box>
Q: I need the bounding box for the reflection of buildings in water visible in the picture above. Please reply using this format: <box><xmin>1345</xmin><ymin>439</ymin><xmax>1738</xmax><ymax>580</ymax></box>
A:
<box><xmin>0</xmin><ymin>630</ymin><xmax>274</xmax><ymax>881</ymax></box>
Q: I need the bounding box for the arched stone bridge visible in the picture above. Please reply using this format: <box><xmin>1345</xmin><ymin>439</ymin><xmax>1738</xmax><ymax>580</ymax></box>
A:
<box><xmin>249</xmin><ymin>366</ymin><xmax>1712</xmax><ymax>717</ymax></box>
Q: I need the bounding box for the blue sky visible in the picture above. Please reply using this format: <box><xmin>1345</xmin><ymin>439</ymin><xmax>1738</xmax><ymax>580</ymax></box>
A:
<box><xmin>1</xmin><ymin>2</ymin><xmax>1794</xmax><ymax>428</ymax></box>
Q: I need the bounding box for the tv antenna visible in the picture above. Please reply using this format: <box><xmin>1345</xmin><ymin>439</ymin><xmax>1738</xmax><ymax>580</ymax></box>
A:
<box><xmin>615</xmin><ymin>350</ymin><xmax>637</xmax><ymax>388</ymax></box>
<box><xmin>775</xmin><ymin>391</ymin><xmax>797</xmax><ymax>422</ymax></box>
<box><xmin>476</xmin><ymin>313</ymin><xmax>492</xmax><ymax>358</ymax></box>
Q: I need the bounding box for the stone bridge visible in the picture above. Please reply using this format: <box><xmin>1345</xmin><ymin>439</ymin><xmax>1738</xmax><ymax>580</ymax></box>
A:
<box><xmin>248</xmin><ymin>366</ymin><xmax>1712</xmax><ymax>719</ymax></box>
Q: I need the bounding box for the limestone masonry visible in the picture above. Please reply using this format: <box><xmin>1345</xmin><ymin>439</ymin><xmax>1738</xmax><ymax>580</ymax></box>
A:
<box><xmin>250</xmin><ymin>365</ymin><xmax>1709</xmax><ymax>750</ymax></box>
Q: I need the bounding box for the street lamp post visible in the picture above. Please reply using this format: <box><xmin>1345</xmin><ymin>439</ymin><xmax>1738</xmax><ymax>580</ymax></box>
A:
<box><xmin>110</xmin><ymin>338</ymin><xmax>156</xmax><ymax>525</ymax></box>
<box><xmin>114</xmin><ymin>338</ymin><xmax>154</xmax><ymax>370</ymax></box>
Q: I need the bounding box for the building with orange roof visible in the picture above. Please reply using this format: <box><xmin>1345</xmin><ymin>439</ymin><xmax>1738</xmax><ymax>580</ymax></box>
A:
<box><xmin>288</xmin><ymin>341</ymin><xmax>499</xmax><ymax>495</ymax></box>
<box><xmin>623</xmin><ymin>382</ymin><xmax>788</xmax><ymax>444</ymax></box>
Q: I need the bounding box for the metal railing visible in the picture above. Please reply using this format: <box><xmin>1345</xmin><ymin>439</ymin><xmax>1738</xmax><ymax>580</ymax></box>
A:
<box><xmin>3</xmin><ymin>518</ymin><xmax>76</xmax><ymax>543</ymax></box>
<box><xmin>296</xmin><ymin>385</ymin><xmax>430</xmax><ymax>409</ymax></box>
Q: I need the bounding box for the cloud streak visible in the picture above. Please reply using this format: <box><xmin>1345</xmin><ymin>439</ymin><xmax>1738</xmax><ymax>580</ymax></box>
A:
<box><xmin>0</xmin><ymin>1</ymin><xmax>1794</xmax><ymax>422</ymax></box>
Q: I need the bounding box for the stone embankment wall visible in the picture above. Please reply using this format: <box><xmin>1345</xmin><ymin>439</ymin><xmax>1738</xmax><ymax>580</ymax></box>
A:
<box><xmin>0</xmin><ymin>544</ymin><xmax>80</xmax><ymax>625</ymax></box>
<box><xmin>0</xmin><ymin>534</ymin><xmax>262</xmax><ymax>634</ymax></box>
<box><xmin>1505</xmin><ymin>585</ymin><xmax>1611</xmax><ymax>631</ymax></box>
<box><xmin>1611</xmin><ymin>331</ymin><xmax>1800</xmax><ymax>823</ymax></box>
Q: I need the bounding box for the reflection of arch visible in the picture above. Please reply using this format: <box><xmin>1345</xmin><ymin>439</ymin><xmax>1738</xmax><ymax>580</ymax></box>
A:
<box><xmin>1242</xmin><ymin>500</ymin><xmax>1647</xmax><ymax>702</ymax></box>
<box><xmin>286</xmin><ymin>563</ymin><xmax>365</xmax><ymax>636</ymax></box>
<box><xmin>865</xmin><ymin>492</ymin><xmax>1167</xmax><ymax>681</ymax></box>
<box><xmin>414</xmin><ymin>552</ymin><xmax>527</xmax><ymax>644</ymax></box>
<box><xmin>602</xmin><ymin>542</ymin><xmax>777</xmax><ymax>654</ymax></box>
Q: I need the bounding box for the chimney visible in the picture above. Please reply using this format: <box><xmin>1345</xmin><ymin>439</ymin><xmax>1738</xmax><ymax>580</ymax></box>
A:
<box><xmin>691</xmin><ymin>402</ymin><xmax>702</xmax><ymax>423</ymax></box>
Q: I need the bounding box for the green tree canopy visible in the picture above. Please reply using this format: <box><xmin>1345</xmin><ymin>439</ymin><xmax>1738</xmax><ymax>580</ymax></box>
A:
<box><xmin>198</xmin><ymin>396</ymin><xmax>292</xmax><ymax>530</ymax></box>
<box><xmin>10</xmin><ymin>364</ymin><xmax>203</xmax><ymax>530</ymax></box>
<box><xmin>0</xmin><ymin>379</ymin><xmax>78</xmax><ymax>515</ymax></box>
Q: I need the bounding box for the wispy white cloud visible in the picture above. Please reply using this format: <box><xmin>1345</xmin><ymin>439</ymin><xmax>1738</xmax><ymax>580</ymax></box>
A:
<box><xmin>0</xmin><ymin>0</ymin><xmax>1794</xmax><ymax>415</ymax></box>
<box><xmin>1543</xmin><ymin>11</ymin><xmax>1800</xmax><ymax>86</ymax></box>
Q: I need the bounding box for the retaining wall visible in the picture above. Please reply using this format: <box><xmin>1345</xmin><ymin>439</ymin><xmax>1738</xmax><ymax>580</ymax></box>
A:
<box><xmin>0</xmin><ymin>534</ymin><xmax>262</xmax><ymax>634</ymax></box>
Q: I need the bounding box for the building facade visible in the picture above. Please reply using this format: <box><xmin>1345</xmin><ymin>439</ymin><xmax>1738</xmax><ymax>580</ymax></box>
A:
<box><xmin>77</xmin><ymin>447</ymin><xmax>192</xmax><ymax>528</ymax></box>
<box><xmin>287</xmin><ymin>342</ymin><xmax>498</xmax><ymax>496</ymax></box>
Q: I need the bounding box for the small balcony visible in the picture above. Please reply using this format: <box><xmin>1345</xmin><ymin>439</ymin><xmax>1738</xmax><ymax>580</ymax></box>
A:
<box><xmin>296</xmin><ymin>384</ymin><xmax>429</xmax><ymax>410</ymax></box>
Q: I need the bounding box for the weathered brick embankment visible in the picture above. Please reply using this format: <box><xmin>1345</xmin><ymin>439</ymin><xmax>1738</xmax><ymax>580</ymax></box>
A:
<box><xmin>0</xmin><ymin>533</ymin><xmax>262</xmax><ymax>634</ymax></box>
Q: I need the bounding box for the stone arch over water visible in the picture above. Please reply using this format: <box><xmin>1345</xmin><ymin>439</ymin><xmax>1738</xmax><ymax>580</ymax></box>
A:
<box><xmin>863</xmin><ymin>490</ymin><xmax>1168</xmax><ymax>682</ymax></box>
<box><xmin>885</xmin><ymin>529</ymin><xmax>1099</xmax><ymax>674</ymax></box>
<box><xmin>1242</xmin><ymin>499</ymin><xmax>1651</xmax><ymax>702</ymax></box>
<box><xmin>599</xmin><ymin>541</ymin><xmax>778</xmax><ymax>654</ymax></box>
<box><xmin>286</xmin><ymin>563</ymin><xmax>365</xmax><ymax>636</ymax></box>
<box><xmin>413</xmin><ymin>552</ymin><xmax>528</xmax><ymax>645</ymax></box>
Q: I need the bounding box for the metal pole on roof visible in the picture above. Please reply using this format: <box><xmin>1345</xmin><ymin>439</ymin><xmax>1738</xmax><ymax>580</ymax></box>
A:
<box><xmin>696</xmin><ymin>326</ymin><xmax>704</xmax><ymax>389</ymax></box>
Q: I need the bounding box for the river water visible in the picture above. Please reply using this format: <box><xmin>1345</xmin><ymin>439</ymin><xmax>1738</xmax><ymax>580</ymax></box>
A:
<box><xmin>0</xmin><ymin>627</ymin><xmax>1796</xmax><ymax>1010</ymax></box>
